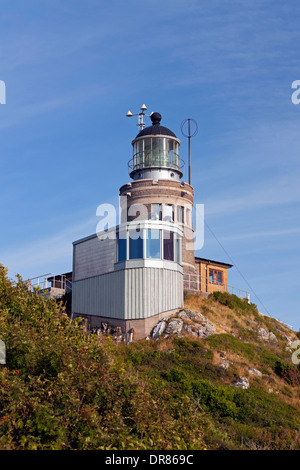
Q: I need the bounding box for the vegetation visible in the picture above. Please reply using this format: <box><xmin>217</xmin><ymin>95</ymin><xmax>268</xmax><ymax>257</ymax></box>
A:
<box><xmin>0</xmin><ymin>266</ymin><xmax>299</xmax><ymax>450</ymax></box>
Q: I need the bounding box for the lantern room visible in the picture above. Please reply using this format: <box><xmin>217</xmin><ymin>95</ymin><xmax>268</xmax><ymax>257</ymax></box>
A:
<box><xmin>128</xmin><ymin>112</ymin><xmax>185</xmax><ymax>181</ymax></box>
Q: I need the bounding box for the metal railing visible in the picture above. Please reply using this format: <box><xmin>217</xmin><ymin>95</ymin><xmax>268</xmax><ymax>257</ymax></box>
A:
<box><xmin>183</xmin><ymin>273</ymin><xmax>250</xmax><ymax>301</ymax></box>
<box><xmin>27</xmin><ymin>273</ymin><xmax>72</xmax><ymax>295</ymax></box>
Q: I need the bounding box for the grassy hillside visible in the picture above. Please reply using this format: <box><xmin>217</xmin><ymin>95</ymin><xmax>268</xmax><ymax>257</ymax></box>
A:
<box><xmin>0</xmin><ymin>265</ymin><xmax>299</xmax><ymax>450</ymax></box>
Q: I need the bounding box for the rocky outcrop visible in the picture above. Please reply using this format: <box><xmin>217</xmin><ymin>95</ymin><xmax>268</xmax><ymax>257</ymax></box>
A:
<box><xmin>178</xmin><ymin>309</ymin><xmax>207</xmax><ymax>322</ymax></box>
<box><xmin>234</xmin><ymin>376</ymin><xmax>249</xmax><ymax>389</ymax></box>
<box><xmin>150</xmin><ymin>309</ymin><xmax>216</xmax><ymax>339</ymax></box>
<box><xmin>151</xmin><ymin>320</ymin><xmax>167</xmax><ymax>339</ymax></box>
<box><xmin>197</xmin><ymin>321</ymin><xmax>216</xmax><ymax>338</ymax></box>
<box><xmin>257</xmin><ymin>327</ymin><xmax>278</xmax><ymax>343</ymax></box>
<box><xmin>165</xmin><ymin>318</ymin><xmax>183</xmax><ymax>337</ymax></box>
<box><xmin>258</xmin><ymin>327</ymin><xmax>269</xmax><ymax>340</ymax></box>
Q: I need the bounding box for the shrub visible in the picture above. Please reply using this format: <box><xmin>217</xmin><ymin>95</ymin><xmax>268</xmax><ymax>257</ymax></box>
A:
<box><xmin>275</xmin><ymin>360</ymin><xmax>300</xmax><ymax>386</ymax></box>
<box><xmin>210</xmin><ymin>292</ymin><xmax>258</xmax><ymax>317</ymax></box>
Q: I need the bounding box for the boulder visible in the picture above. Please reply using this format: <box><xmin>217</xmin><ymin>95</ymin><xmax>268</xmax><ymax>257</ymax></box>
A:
<box><xmin>150</xmin><ymin>309</ymin><xmax>216</xmax><ymax>340</ymax></box>
<box><xmin>151</xmin><ymin>320</ymin><xmax>167</xmax><ymax>339</ymax></box>
<box><xmin>197</xmin><ymin>321</ymin><xmax>216</xmax><ymax>338</ymax></box>
<box><xmin>178</xmin><ymin>309</ymin><xmax>207</xmax><ymax>322</ymax></box>
<box><xmin>164</xmin><ymin>318</ymin><xmax>183</xmax><ymax>337</ymax></box>
<box><xmin>182</xmin><ymin>324</ymin><xmax>198</xmax><ymax>336</ymax></box>
<box><xmin>234</xmin><ymin>376</ymin><xmax>249</xmax><ymax>389</ymax></box>
<box><xmin>258</xmin><ymin>327</ymin><xmax>269</xmax><ymax>340</ymax></box>
<box><xmin>219</xmin><ymin>361</ymin><xmax>230</xmax><ymax>369</ymax></box>
<box><xmin>248</xmin><ymin>368</ymin><xmax>262</xmax><ymax>377</ymax></box>
<box><xmin>257</xmin><ymin>327</ymin><xmax>277</xmax><ymax>343</ymax></box>
<box><xmin>269</xmin><ymin>332</ymin><xmax>278</xmax><ymax>343</ymax></box>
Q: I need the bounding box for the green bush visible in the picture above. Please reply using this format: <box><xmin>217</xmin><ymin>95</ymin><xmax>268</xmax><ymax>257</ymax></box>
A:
<box><xmin>0</xmin><ymin>266</ymin><xmax>299</xmax><ymax>450</ymax></box>
<box><xmin>275</xmin><ymin>360</ymin><xmax>300</xmax><ymax>386</ymax></box>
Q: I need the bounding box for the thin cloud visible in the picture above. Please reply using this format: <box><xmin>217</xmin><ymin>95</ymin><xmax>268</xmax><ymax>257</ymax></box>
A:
<box><xmin>0</xmin><ymin>83</ymin><xmax>107</xmax><ymax>130</ymax></box>
<box><xmin>1</xmin><ymin>216</ymin><xmax>96</xmax><ymax>279</ymax></box>
<box><xmin>204</xmin><ymin>180</ymin><xmax>300</xmax><ymax>215</ymax></box>
<box><xmin>220</xmin><ymin>227</ymin><xmax>300</xmax><ymax>242</ymax></box>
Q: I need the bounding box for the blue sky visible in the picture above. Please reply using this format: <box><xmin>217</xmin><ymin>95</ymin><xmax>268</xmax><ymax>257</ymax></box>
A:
<box><xmin>1</xmin><ymin>0</ymin><xmax>300</xmax><ymax>329</ymax></box>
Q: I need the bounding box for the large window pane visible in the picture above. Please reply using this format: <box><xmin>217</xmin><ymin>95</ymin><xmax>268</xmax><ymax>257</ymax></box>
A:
<box><xmin>168</xmin><ymin>139</ymin><xmax>174</xmax><ymax>167</ymax></box>
<box><xmin>174</xmin><ymin>142</ymin><xmax>179</xmax><ymax>166</ymax></box>
<box><xmin>129</xmin><ymin>230</ymin><xmax>143</xmax><ymax>259</ymax></box>
<box><xmin>176</xmin><ymin>236</ymin><xmax>181</xmax><ymax>264</ymax></box>
<box><xmin>163</xmin><ymin>231</ymin><xmax>174</xmax><ymax>261</ymax></box>
<box><xmin>144</xmin><ymin>139</ymin><xmax>151</xmax><ymax>166</ymax></box>
<box><xmin>146</xmin><ymin>230</ymin><xmax>161</xmax><ymax>259</ymax></box>
<box><xmin>164</xmin><ymin>204</ymin><xmax>174</xmax><ymax>222</ymax></box>
<box><xmin>152</xmin><ymin>138</ymin><xmax>164</xmax><ymax>166</ymax></box>
<box><xmin>117</xmin><ymin>233</ymin><xmax>127</xmax><ymax>262</ymax></box>
<box><xmin>135</xmin><ymin>140</ymin><xmax>143</xmax><ymax>168</ymax></box>
<box><xmin>150</xmin><ymin>203</ymin><xmax>162</xmax><ymax>220</ymax></box>
<box><xmin>177</xmin><ymin>205</ymin><xmax>183</xmax><ymax>223</ymax></box>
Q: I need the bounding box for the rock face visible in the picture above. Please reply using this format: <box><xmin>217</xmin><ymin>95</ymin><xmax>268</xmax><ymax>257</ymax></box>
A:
<box><xmin>151</xmin><ymin>320</ymin><xmax>167</xmax><ymax>339</ymax></box>
<box><xmin>269</xmin><ymin>332</ymin><xmax>277</xmax><ymax>342</ymax></box>
<box><xmin>165</xmin><ymin>318</ymin><xmax>183</xmax><ymax>337</ymax></box>
<box><xmin>258</xmin><ymin>327</ymin><xmax>278</xmax><ymax>343</ymax></box>
<box><xmin>258</xmin><ymin>327</ymin><xmax>269</xmax><ymax>340</ymax></box>
<box><xmin>234</xmin><ymin>376</ymin><xmax>250</xmax><ymax>389</ymax></box>
<box><xmin>150</xmin><ymin>309</ymin><xmax>216</xmax><ymax>339</ymax></box>
<box><xmin>197</xmin><ymin>321</ymin><xmax>216</xmax><ymax>338</ymax></box>
<box><xmin>178</xmin><ymin>309</ymin><xmax>207</xmax><ymax>322</ymax></box>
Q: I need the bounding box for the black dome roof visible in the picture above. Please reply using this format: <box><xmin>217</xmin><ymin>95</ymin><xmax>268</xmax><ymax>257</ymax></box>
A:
<box><xmin>135</xmin><ymin>112</ymin><xmax>177</xmax><ymax>139</ymax></box>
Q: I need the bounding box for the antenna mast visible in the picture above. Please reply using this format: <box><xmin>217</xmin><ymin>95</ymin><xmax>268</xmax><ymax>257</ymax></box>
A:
<box><xmin>181</xmin><ymin>118</ymin><xmax>198</xmax><ymax>185</ymax></box>
<box><xmin>126</xmin><ymin>104</ymin><xmax>153</xmax><ymax>131</ymax></box>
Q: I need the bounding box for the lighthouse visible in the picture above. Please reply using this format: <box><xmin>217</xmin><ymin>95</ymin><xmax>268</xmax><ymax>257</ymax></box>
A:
<box><xmin>71</xmin><ymin>106</ymin><xmax>236</xmax><ymax>340</ymax></box>
<box><xmin>120</xmin><ymin>110</ymin><xmax>197</xmax><ymax>278</ymax></box>
<box><xmin>71</xmin><ymin>109</ymin><xmax>187</xmax><ymax>339</ymax></box>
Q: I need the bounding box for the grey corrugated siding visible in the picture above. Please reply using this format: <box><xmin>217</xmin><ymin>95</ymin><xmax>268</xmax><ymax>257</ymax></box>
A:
<box><xmin>72</xmin><ymin>270</ymin><xmax>125</xmax><ymax>318</ymax></box>
<box><xmin>72</xmin><ymin>267</ymin><xmax>182</xmax><ymax>320</ymax></box>
<box><xmin>124</xmin><ymin>267</ymin><xmax>182</xmax><ymax>319</ymax></box>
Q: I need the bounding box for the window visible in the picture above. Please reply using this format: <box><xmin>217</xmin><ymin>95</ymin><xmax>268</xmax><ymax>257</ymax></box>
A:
<box><xmin>152</xmin><ymin>138</ymin><xmax>164</xmax><ymax>165</ymax></box>
<box><xmin>144</xmin><ymin>139</ymin><xmax>151</xmax><ymax>165</ymax></box>
<box><xmin>146</xmin><ymin>229</ymin><xmax>161</xmax><ymax>259</ymax></box>
<box><xmin>209</xmin><ymin>269</ymin><xmax>223</xmax><ymax>284</ymax></box>
<box><xmin>133</xmin><ymin>140</ymin><xmax>143</xmax><ymax>169</ymax></box>
<box><xmin>177</xmin><ymin>205</ymin><xmax>184</xmax><ymax>223</ymax></box>
<box><xmin>129</xmin><ymin>229</ymin><xmax>143</xmax><ymax>259</ymax></box>
<box><xmin>168</xmin><ymin>139</ymin><xmax>174</xmax><ymax>159</ymax></box>
<box><xmin>150</xmin><ymin>203</ymin><xmax>162</xmax><ymax>220</ymax></box>
<box><xmin>186</xmin><ymin>208</ymin><xmax>191</xmax><ymax>226</ymax></box>
<box><xmin>163</xmin><ymin>230</ymin><xmax>174</xmax><ymax>261</ymax></box>
<box><xmin>164</xmin><ymin>204</ymin><xmax>174</xmax><ymax>222</ymax></box>
<box><xmin>176</xmin><ymin>235</ymin><xmax>181</xmax><ymax>264</ymax></box>
<box><xmin>117</xmin><ymin>232</ymin><xmax>127</xmax><ymax>262</ymax></box>
<box><xmin>174</xmin><ymin>142</ymin><xmax>179</xmax><ymax>167</ymax></box>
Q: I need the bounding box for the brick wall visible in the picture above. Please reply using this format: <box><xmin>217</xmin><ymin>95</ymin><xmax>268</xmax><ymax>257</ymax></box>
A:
<box><xmin>120</xmin><ymin>178</ymin><xmax>197</xmax><ymax>275</ymax></box>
